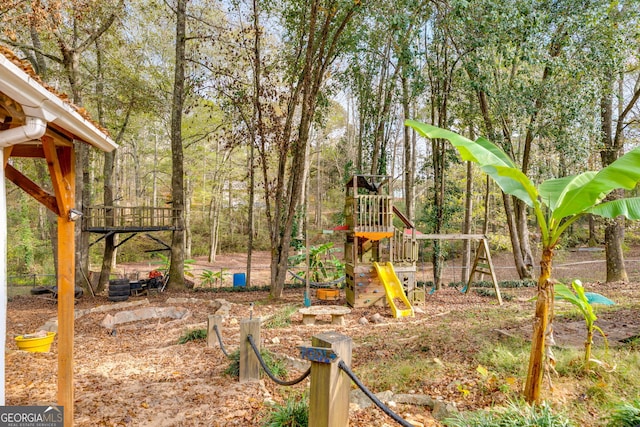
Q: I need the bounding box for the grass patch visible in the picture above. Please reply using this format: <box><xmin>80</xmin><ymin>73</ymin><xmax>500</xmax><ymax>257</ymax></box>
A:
<box><xmin>476</xmin><ymin>340</ymin><xmax>529</xmax><ymax>376</ymax></box>
<box><xmin>177</xmin><ymin>328</ymin><xmax>207</xmax><ymax>344</ymax></box>
<box><xmin>355</xmin><ymin>355</ymin><xmax>444</xmax><ymax>392</ymax></box>
<box><xmin>264</xmin><ymin>305</ymin><xmax>299</xmax><ymax>329</ymax></box>
<box><xmin>261</xmin><ymin>395</ymin><xmax>308</xmax><ymax>427</ymax></box>
<box><xmin>443</xmin><ymin>400</ymin><xmax>574</xmax><ymax>426</ymax></box>
<box><xmin>606</xmin><ymin>399</ymin><xmax>640</xmax><ymax>427</ymax></box>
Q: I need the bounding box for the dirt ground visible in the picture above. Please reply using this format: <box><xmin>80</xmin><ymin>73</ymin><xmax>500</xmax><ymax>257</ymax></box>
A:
<box><xmin>5</xmin><ymin>249</ymin><xmax>640</xmax><ymax>426</ymax></box>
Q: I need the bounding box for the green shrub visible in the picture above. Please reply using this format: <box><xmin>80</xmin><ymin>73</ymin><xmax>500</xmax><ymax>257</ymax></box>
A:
<box><xmin>178</xmin><ymin>328</ymin><xmax>207</xmax><ymax>344</ymax></box>
<box><xmin>443</xmin><ymin>401</ymin><xmax>573</xmax><ymax>427</ymax></box>
<box><xmin>607</xmin><ymin>399</ymin><xmax>640</xmax><ymax>427</ymax></box>
<box><xmin>262</xmin><ymin>396</ymin><xmax>308</xmax><ymax>427</ymax></box>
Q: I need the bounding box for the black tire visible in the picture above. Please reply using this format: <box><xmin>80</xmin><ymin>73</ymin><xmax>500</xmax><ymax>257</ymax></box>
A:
<box><xmin>30</xmin><ymin>286</ymin><xmax>55</xmax><ymax>295</ymax></box>
<box><xmin>108</xmin><ymin>295</ymin><xmax>129</xmax><ymax>302</ymax></box>
<box><xmin>74</xmin><ymin>286</ymin><xmax>84</xmax><ymax>298</ymax></box>
<box><xmin>109</xmin><ymin>279</ymin><xmax>130</xmax><ymax>296</ymax></box>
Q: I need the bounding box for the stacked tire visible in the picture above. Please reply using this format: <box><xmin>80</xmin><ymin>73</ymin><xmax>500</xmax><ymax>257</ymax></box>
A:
<box><xmin>108</xmin><ymin>279</ymin><xmax>130</xmax><ymax>302</ymax></box>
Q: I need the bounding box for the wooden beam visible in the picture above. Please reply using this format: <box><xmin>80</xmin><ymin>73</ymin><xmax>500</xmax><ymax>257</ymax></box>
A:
<box><xmin>6</xmin><ymin>144</ymin><xmax>45</xmax><ymax>158</ymax></box>
<box><xmin>415</xmin><ymin>233</ymin><xmax>486</xmax><ymax>240</ymax></box>
<box><xmin>55</xmin><ymin>145</ymin><xmax>75</xmax><ymax>427</ymax></box>
<box><xmin>393</xmin><ymin>205</ymin><xmax>414</xmax><ymax>229</ymax></box>
<box><xmin>42</xmin><ymin>136</ymin><xmax>73</xmax><ymax>215</ymax></box>
<box><xmin>4</xmin><ymin>163</ymin><xmax>59</xmax><ymax>215</ymax></box>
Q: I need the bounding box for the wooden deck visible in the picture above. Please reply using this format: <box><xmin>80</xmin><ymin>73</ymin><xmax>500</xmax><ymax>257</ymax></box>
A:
<box><xmin>83</xmin><ymin>206</ymin><xmax>181</xmax><ymax>233</ymax></box>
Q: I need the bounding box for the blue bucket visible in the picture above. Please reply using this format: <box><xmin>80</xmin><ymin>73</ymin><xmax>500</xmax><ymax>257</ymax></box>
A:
<box><xmin>233</xmin><ymin>273</ymin><xmax>246</xmax><ymax>287</ymax></box>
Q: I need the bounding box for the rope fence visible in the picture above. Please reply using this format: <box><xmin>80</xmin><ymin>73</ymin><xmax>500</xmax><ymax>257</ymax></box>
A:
<box><xmin>209</xmin><ymin>315</ymin><xmax>414</xmax><ymax>426</ymax></box>
<box><xmin>212</xmin><ymin>324</ymin><xmax>231</xmax><ymax>358</ymax></box>
<box><xmin>247</xmin><ymin>334</ymin><xmax>311</xmax><ymax>386</ymax></box>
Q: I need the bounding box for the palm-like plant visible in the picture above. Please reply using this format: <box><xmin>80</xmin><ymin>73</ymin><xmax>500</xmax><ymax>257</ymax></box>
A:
<box><xmin>554</xmin><ymin>279</ymin><xmax>614</xmax><ymax>371</ymax></box>
<box><xmin>406</xmin><ymin>119</ymin><xmax>640</xmax><ymax>403</ymax></box>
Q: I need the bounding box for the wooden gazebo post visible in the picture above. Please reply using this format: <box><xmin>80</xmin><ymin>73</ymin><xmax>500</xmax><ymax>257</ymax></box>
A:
<box><xmin>42</xmin><ymin>136</ymin><xmax>76</xmax><ymax>420</ymax></box>
<box><xmin>1</xmin><ymin>48</ymin><xmax>117</xmax><ymax>427</ymax></box>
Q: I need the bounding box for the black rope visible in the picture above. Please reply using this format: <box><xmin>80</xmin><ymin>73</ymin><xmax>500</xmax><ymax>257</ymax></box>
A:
<box><xmin>338</xmin><ymin>360</ymin><xmax>414</xmax><ymax>427</ymax></box>
<box><xmin>212</xmin><ymin>324</ymin><xmax>230</xmax><ymax>357</ymax></box>
<box><xmin>247</xmin><ymin>334</ymin><xmax>311</xmax><ymax>386</ymax></box>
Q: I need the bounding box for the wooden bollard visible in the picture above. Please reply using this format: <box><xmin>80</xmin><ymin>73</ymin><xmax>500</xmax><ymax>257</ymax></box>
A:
<box><xmin>207</xmin><ymin>315</ymin><xmax>223</xmax><ymax>348</ymax></box>
<box><xmin>304</xmin><ymin>331</ymin><xmax>352</xmax><ymax>427</ymax></box>
<box><xmin>239</xmin><ymin>318</ymin><xmax>261</xmax><ymax>383</ymax></box>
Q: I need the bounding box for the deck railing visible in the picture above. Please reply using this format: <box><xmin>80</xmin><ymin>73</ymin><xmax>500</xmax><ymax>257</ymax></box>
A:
<box><xmin>346</xmin><ymin>194</ymin><xmax>393</xmax><ymax>233</ymax></box>
<box><xmin>392</xmin><ymin>227</ymin><xmax>418</xmax><ymax>263</ymax></box>
<box><xmin>83</xmin><ymin>206</ymin><xmax>180</xmax><ymax>231</ymax></box>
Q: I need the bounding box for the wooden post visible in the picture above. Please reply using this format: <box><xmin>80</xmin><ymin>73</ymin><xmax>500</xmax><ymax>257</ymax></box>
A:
<box><xmin>239</xmin><ymin>318</ymin><xmax>260</xmax><ymax>383</ymax></box>
<box><xmin>58</xmin><ymin>215</ymin><xmax>74</xmax><ymax>427</ymax></box>
<box><xmin>207</xmin><ymin>315</ymin><xmax>223</xmax><ymax>348</ymax></box>
<box><xmin>309</xmin><ymin>331</ymin><xmax>352</xmax><ymax>427</ymax></box>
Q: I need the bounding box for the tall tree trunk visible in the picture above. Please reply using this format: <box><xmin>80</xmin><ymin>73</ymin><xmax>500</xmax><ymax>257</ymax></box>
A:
<box><xmin>599</xmin><ymin>77</ymin><xmax>631</xmax><ymax>282</ymax></box>
<box><xmin>168</xmin><ymin>0</ymin><xmax>187</xmax><ymax>289</ymax></box>
<box><xmin>476</xmin><ymin>89</ymin><xmax>530</xmax><ymax>278</ymax></box>
<box><xmin>462</xmin><ymin>161</ymin><xmax>473</xmax><ymax>283</ymax></box>
<box><xmin>246</xmin><ymin>0</ymin><xmax>262</xmax><ymax>286</ymax></box>
<box><xmin>185</xmin><ymin>178</ymin><xmax>192</xmax><ymax>260</ymax></box>
<box><xmin>264</xmin><ymin>0</ymin><xmax>357</xmax><ymax>298</ymax></box>
<box><xmin>402</xmin><ymin>75</ymin><xmax>415</xmax><ymax>221</ymax></box>
<box><xmin>208</xmin><ymin>185</ymin><xmax>222</xmax><ymax>263</ymax></box>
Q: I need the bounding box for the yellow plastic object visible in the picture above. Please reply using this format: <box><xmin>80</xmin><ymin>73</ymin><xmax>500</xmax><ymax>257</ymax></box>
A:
<box><xmin>354</xmin><ymin>231</ymin><xmax>394</xmax><ymax>241</ymax></box>
<box><xmin>373</xmin><ymin>262</ymin><xmax>414</xmax><ymax>318</ymax></box>
<box><xmin>15</xmin><ymin>332</ymin><xmax>56</xmax><ymax>353</ymax></box>
<box><xmin>316</xmin><ymin>288</ymin><xmax>340</xmax><ymax>301</ymax></box>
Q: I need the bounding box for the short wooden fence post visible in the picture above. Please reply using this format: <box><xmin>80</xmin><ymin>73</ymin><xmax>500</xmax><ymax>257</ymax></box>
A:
<box><xmin>207</xmin><ymin>315</ymin><xmax>223</xmax><ymax>348</ymax></box>
<box><xmin>307</xmin><ymin>331</ymin><xmax>352</xmax><ymax>427</ymax></box>
<box><xmin>239</xmin><ymin>318</ymin><xmax>261</xmax><ymax>383</ymax></box>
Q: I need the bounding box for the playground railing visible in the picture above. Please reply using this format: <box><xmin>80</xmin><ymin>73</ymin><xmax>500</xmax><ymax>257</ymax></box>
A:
<box><xmin>393</xmin><ymin>227</ymin><xmax>418</xmax><ymax>263</ymax></box>
<box><xmin>347</xmin><ymin>194</ymin><xmax>394</xmax><ymax>232</ymax></box>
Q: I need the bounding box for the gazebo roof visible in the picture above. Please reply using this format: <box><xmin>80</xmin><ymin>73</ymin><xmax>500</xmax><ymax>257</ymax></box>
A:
<box><xmin>0</xmin><ymin>46</ymin><xmax>116</xmax><ymax>152</ymax></box>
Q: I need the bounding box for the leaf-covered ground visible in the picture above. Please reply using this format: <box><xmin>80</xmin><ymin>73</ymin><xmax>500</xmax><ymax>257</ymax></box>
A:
<box><xmin>5</xmin><ymin>250</ymin><xmax>640</xmax><ymax>426</ymax></box>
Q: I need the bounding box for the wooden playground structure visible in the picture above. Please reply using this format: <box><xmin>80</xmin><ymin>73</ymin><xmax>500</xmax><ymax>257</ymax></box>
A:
<box><xmin>343</xmin><ymin>175</ymin><xmax>419</xmax><ymax>315</ymax></box>
<box><xmin>342</xmin><ymin>175</ymin><xmax>502</xmax><ymax>316</ymax></box>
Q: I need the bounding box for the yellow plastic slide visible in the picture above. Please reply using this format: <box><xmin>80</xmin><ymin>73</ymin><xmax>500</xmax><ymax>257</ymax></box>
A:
<box><xmin>373</xmin><ymin>262</ymin><xmax>414</xmax><ymax>318</ymax></box>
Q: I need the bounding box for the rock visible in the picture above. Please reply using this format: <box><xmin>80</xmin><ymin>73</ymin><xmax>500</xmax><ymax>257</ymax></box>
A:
<box><xmin>100</xmin><ymin>306</ymin><xmax>191</xmax><ymax>329</ymax></box>
<box><xmin>101</xmin><ymin>314</ymin><xmax>115</xmax><ymax>330</ymax></box>
<box><xmin>432</xmin><ymin>400</ymin><xmax>457</xmax><ymax>421</ymax></box>
<box><xmin>371</xmin><ymin>313</ymin><xmax>384</xmax><ymax>323</ymax></box>
<box><xmin>350</xmin><ymin>389</ymin><xmax>372</xmax><ymax>410</ymax></box>
<box><xmin>271</xmin><ymin>337</ymin><xmax>280</xmax><ymax>344</ymax></box>
<box><xmin>358</xmin><ymin>317</ymin><xmax>369</xmax><ymax>325</ymax></box>
<box><xmin>376</xmin><ymin>390</ymin><xmax>394</xmax><ymax>403</ymax></box>
<box><xmin>394</xmin><ymin>394</ymin><xmax>435</xmax><ymax>409</ymax></box>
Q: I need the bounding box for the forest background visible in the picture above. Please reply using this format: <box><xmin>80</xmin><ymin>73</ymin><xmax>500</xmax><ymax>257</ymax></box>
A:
<box><xmin>2</xmin><ymin>0</ymin><xmax>640</xmax><ymax>297</ymax></box>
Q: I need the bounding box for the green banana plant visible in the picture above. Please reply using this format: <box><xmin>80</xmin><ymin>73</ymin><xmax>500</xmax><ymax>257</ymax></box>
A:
<box><xmin>555</xmin><ymin>279</ymin><xmax>615</xmax><ymax>371</ymax></box>
<box><xmin>405</xmin><ymin>119</ymin><xmax>640</xmax><ymax>404</ymax></box>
